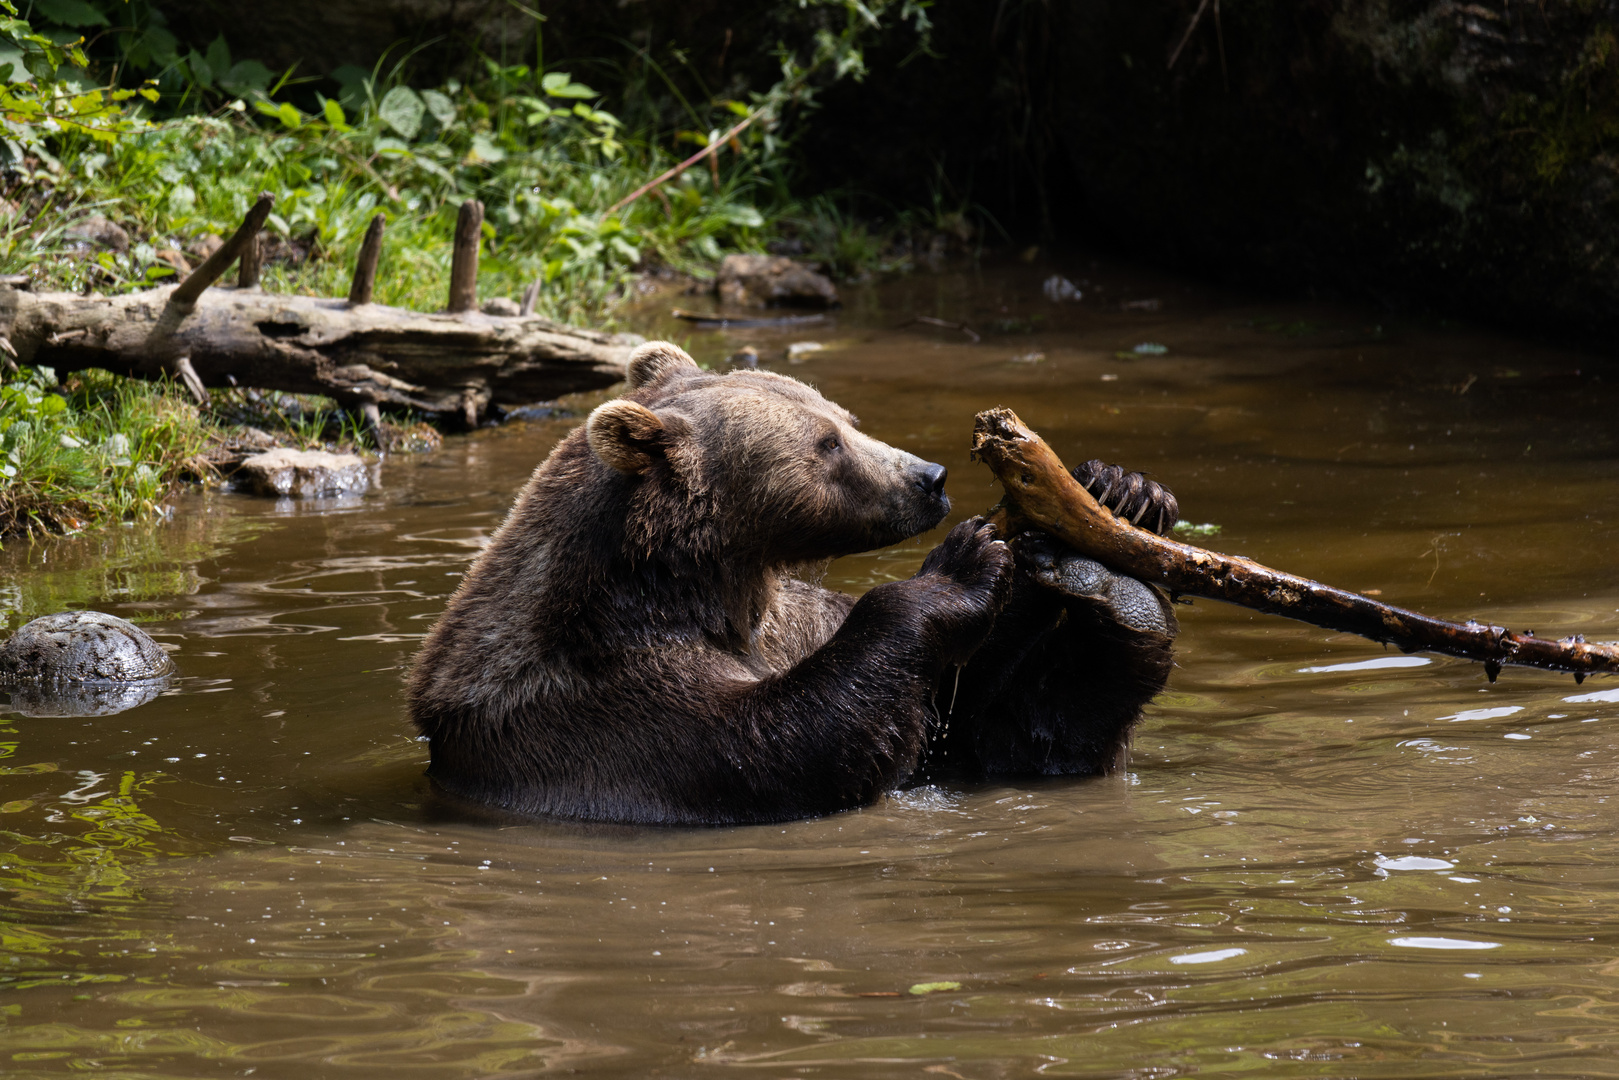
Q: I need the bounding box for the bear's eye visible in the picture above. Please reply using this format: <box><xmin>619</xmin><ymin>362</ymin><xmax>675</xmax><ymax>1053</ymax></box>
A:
<box><xmin>818</xmin><ymin>434</ymin><xmax>841</xmax><ymax>454</ymax></box>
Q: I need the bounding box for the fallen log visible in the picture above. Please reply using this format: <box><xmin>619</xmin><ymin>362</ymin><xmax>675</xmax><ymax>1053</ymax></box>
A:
<box><xmin>971</xmin><ymin>406</ymin><xmax>1619</xmax><ymax>681</ymax></box>
<box><xmin>0</xmin><ymin>197</ymin><xmax>638</xmax><ymax>424</ymax></box>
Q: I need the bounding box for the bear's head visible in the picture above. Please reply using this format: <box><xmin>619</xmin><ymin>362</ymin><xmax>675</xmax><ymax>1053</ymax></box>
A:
<box><xmin>585</xmin><ymin>341</ymin><xmax>950</xmax><ymax>561</ymax></box>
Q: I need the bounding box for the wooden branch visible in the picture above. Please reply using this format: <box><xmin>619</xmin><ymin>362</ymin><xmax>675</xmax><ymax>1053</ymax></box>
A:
<box><xmin>604</xmin><ymin>112</ymin><xmax>757</xmax><ymax>217</ymax></box>
<box><xmin>173</xmin><ymin>354</ymin><xmax>209</xmax><ymax>407</ymax></box>
<box><xmin>359</xmin><ymin>400</ymin><xmax>384</xmax><ymax>448</ymax></box>
<box><xmin>348</xmin><ymin>213</ymin><xmax>386</xmax><ymax>306</ymax></box>
<box><xmin>972</xmin><ymin>407</ymin><xmax>1619</xmax><ymax>680</ymax></box>
<box><xmin>447</xmin><ymin>199</ymin><xmax>483</xmax><ymax>313</ymax></box>
<box><xmin>173</xmin><ymin>192</ymin><xmax>273</xmax><ymax>307</ymax></box>
<box><xmin>0</xmin><ymin>283</ymin><xmax>637</xmax><ymax>416</ymax></box>
<box><xmin>1168</xmin><ymin>0</ymin><xmax>1212</xmax><ymax>69</ymax></box>
<box><xmin>237</xmin><ymin>232</ymin><xmax>262</xmax><ymax>289</ymax></box>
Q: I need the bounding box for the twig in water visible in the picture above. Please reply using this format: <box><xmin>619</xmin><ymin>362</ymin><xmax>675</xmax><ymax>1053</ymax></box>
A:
<box><xmin>670</xmin><ymin>308</ymin><xmax>826</xmax><ymax>328</ymax></box>
<box><xmin>899</xmin><ymin>315</ymin><xmax>981</xmax><ymax>343</ymax></box>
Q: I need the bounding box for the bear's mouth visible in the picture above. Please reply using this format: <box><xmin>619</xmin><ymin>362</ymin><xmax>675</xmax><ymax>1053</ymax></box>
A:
<box><xmin>870</xmin><ymin>488</ymin><xmax>951</xmax><ymax>549</ymax></box>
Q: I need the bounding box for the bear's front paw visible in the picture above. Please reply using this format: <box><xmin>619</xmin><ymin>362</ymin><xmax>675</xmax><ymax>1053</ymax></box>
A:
<box><xmin>1070</xmin><ymin>460</ymin><xmax>1179</xmax><ymax>536</ymax></box>
<box><xmin>920</xmin><ymin>517</ymin><xmax>1013</xmax><ymax>598</ymax></box>
<box><xmin>1016</xmin><ymin>533</ymin><xmax>1176</xmax><ymax>637</ymax></box>
<box><xmin>916</xmin><ymin>518</ymin><xmax>1013</xmax><ymax>658</ymax></box>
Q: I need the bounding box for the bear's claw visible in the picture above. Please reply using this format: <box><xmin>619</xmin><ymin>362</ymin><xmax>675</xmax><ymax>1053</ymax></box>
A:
<box><xmin>1069</xmin><ymin>460</ymin><xmax>1179</xmax><ymax>536</ymax></box>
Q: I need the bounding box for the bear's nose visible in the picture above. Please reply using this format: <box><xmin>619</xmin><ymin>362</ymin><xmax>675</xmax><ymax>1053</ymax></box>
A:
<box><xmin>914</xmin><ymin>462</ymin><xmax>948</xmax><ymax>497</ymax></box>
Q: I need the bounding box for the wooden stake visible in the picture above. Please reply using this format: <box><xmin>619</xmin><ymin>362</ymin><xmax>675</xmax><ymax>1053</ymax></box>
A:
<box><xmin>173</xmin><ymin>192</ymin><xmax>273</xmax><ymax>307</ymax></box>
<box><xmin>447</xmin><ymin>199</ymin><xmax>484</xmax><ymax>313</ymax></box>
<box><xmin>519</xmin><ymin>279</ymin><xmax>540</xmax><ymax>317</ymax></box>
<box><xmin>360</xmin><ymin>400</ymin><xmax>384</xmax><ymax>450</ymax></box>
<box><xmin>237</xmin><ymin>231</ymin><xmax>261</xmax><ymax>288</ymax></box>
<box><xmin>348</xmin><ymin>213</ymin><xmax>386</xmax><ymax>306</ymax></box>
<box><xmin>173</xmin><ymin>355</ymin><xmax>210</xmax><ymax>407</ymax></box>
<box><xmin>971</xmin><ymin>407</ymin><xmax>1619</xmax><ymax>679</ymax></box>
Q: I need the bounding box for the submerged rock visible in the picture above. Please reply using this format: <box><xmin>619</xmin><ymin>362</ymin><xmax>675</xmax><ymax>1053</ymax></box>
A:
<box><xmin>0</xmin><ymin>611</ymin><xmax>172</xmax><ymax>684</ymax></box>
<box><xmin>0</xmin><ymin>612</ymin><xmax>173</xmax><ymax>717</ymax></box>
<box><xmin>4</xmin><ymin>679</ymin><xmax>168</xmax><ymax>718</ymax></box>
<box><xmin>235</xmin><ymin>448</ymin><xmax>370</xmax><ymax>497</ymax></box>
<box><xmin>716</xmin><ymin>254</ymin><xmax>840</xmax><ymax>309</ymax></box>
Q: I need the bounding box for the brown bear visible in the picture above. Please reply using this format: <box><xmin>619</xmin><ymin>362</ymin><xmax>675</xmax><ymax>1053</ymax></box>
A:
<box><xmin>406</xmin><ymin>341</ymin><xmax>1177</xmax><ymax>825</ymax></box>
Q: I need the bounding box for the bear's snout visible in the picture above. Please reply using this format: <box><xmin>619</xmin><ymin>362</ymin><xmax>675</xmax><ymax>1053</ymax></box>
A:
<box><xmin>912</xmin><ymin>462</ymin><xmax>948</xmax><ymax>498</ymax></box>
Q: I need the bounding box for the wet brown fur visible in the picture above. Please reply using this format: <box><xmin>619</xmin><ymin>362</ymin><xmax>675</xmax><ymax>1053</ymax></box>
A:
<box><xmin>407</xmin><ymin>342</ymin><xmax>1173</xmax><ymax>824</ymax></box>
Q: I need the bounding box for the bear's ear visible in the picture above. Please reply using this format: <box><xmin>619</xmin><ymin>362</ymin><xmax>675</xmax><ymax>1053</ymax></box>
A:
<box><xmin>587</xmin><ymin>400</ymin><xmax>668</xmax><ymax>473</ymax></box>
<box><xmin>625</xmin><ymin>341</ymin><xmax>700</xmax><ymax>390</ymax></box>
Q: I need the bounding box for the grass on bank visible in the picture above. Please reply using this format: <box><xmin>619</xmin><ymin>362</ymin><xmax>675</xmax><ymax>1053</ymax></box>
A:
<box><xmin>0</xmin><ymin>366</ymin><xmax>208</xmax><ymax>536</ymax></box>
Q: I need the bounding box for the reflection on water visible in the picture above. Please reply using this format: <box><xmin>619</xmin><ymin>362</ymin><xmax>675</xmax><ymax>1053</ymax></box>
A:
<box><xmin>2</xmin><ymin>259</ymin><xmax>1618</xmax><ymax>1076</ymax></box>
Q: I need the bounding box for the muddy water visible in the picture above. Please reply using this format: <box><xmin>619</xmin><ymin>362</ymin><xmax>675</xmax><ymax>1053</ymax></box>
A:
<box><xmin>3</xmin><ymin>260</ymin><xmax>1619</xmax><ymax>1077</ymax></box>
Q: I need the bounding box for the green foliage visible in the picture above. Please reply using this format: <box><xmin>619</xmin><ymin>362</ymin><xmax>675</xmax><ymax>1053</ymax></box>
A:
<box><xmin>0</xmin><ymin>0</ymin><xmax>940</xmax><ymax>535</ymax></box>
<box><xmin>0</xmin><ymin>0</ymin><xmax>153</xmax><ymax>167</ymax></box>
<box><xmin>0</xmin><ymin>365</ymin><xmax>208</xmax><ymax>536</ymax></box>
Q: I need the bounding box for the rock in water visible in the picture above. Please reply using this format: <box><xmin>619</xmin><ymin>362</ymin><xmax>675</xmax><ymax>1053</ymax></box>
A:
<box><xmin>4</xmin><ymin>680</ymin><xmax>167</xmax><ymax>717</ymax></box>
<box><xmin>716</xmin><ymin>254</ymin><xmax>840</xmax><ymax>308</ymax></box>
<box><xmin>0</xmin><ymin>612</ymin><xmax>172</xmax><ymax>717</ymax></box>
<box><xmin>236</xmin><ymin>448</ymin><xmax>369</xmax><ymax>497</ymax></box>
<box><xmin>0</xmin><ymin>611</ymin><xmax>172</xmax><ymax>684</ymax></box>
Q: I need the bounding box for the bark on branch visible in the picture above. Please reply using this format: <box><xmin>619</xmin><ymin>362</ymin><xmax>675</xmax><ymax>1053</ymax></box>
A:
<box><xmin>1</xmin><ymin>284</ymin><xmax>637</xmax><ymax>420</ymax></box>
<box><xmin>972</xmin><ymin>407</ymin><xmax>1619</xmax><ymax>680</ymax></box>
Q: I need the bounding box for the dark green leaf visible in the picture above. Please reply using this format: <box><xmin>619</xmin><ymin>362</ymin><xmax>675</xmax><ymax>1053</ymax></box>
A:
<box><xmin>30</xmin><ymin>0</ymin><xmax>108</xmax><ymax>28</ymax></box>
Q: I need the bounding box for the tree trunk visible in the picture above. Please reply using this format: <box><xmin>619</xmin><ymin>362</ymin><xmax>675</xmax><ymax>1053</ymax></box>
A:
<box><xmin>0</xmin><ymin>283</ymin><xmax>637</xmax><ymax>423</ymax></box>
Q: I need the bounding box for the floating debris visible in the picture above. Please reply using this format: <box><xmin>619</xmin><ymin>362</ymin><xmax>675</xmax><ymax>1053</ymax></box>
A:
<box><xmin>1009</xmin><ymin>351</ymin><xmax>1046</xmax><ymax>363</ymax></box>
<box><xmin>1100</xmin><ymin>373</ymin><xmax>1119</xmax><ymax>381</ymax></box>
<box><xmin>785</xmin><ymin>341</ymin><xmax>826</xmax><ymax>363</ymax></box>
<box><xmin>1121</xmin><ymin>297</ymin><xmax>1162</xmax><ymax>312</ymax></box>
<box><xmin>1042</xmin><ymin>275</ymin><xmax>1082</xmax><ymax>302</ymax></box>
<box><xmin>1172</xmin><ymin>521</ymin><xmax>1223</xmax><ymax>538</ymax></box>
<box><xmin>1133</xmin><ymin>342</ymin><xmax>1169</xmax><ymax>355</ymax></box>
<box><xmin>671</xmin><ymin>307</ymin><xmax>827</xmax><ymax>328</ymax></box>
<box><xmin>908</xmin><ymin>981</ymin><xmax>962</xmax><ymax>995</ymax></box>
<box><xmin>898</xmin><ymin>314</ymin><xmax>981</xmax><ymax>343</ymax></box>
